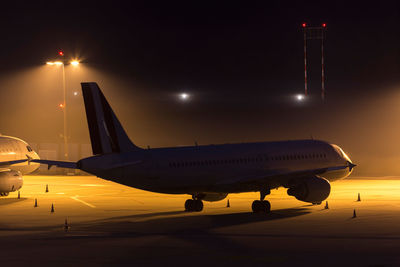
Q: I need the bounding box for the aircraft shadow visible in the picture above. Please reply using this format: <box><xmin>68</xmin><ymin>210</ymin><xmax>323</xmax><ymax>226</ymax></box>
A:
<box><xmin>36</xmin><ymin>207</ymin><xmax>311</xmax><ymax>263</ymax></box>
<box><xmin>74</xmin><ymin>207</ymin><xmax>310</xmax><ymax>237</ymax></box>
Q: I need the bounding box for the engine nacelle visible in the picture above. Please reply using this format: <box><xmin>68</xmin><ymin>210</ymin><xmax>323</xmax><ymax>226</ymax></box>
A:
<box><xmin>0</xmin><ymin>170</ymin><xmax>23</xmax><ymax>194</ymax></box>
<box><xmin>199</xmin><ymin>193</ymin><xmax>228</xmax><ymax>202</ymax></box>
<box><xmin>287</xmin><ymin>176</ymin><xmax>331</xmax><ymax>203</ymax></box>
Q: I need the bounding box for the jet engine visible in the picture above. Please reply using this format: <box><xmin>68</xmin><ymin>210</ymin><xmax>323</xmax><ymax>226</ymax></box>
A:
<box><xmin>287</xmin><ymin>176</ymin><xmax>331</xmax><ymax>203</ymax></box>
<box><xmin>198</xmin><ymin>192</ymin><xmax>228</xmax><ymax>202</ymax></box>
<box><xmin>0</xmin><ymin>170</ymin><xmax>23</xmax><ymax>196</ymax></box>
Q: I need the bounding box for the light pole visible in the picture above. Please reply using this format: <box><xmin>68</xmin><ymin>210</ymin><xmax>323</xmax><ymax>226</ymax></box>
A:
<box><xmin>46</xmin><ymin>57</ymin><xmax>80</xmax><ymax>161</ymax></box>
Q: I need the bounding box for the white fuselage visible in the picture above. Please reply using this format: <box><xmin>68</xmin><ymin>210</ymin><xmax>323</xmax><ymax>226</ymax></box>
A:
<box><xmin>0</xmin><ymin>136</ymin><xmax>40</xmax><ymax>174</ymax></box>
<box><xmin>0</xmin><ymin>136</ymin><xmax>40</xmax><ymax>194</ymax></box>
<box><xmin>80</xmin><ymin>139</ymin><xmax>353</xmax><ymax>195</ymax></box>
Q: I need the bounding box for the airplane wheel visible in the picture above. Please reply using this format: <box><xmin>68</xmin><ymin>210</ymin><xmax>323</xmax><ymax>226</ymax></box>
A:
<box><xmin>185</xmin><ymin>199</ymin><xmax>194</xmax><ymax>211</ymax></box>
<box><xmin>262</xmin><ymin>200</ymin><xmax>271</xmax><ymax>213</ymax></box>
<box><xmin>252</xmin><ymin>200</ymin><xmax>262</xmax><ymax>213</ymax></box>
<box><xmin>185</xmin><ymin>199</ymin><xmax>203</xmax><ymax>212</ymax></box>
<box><xmin>194</xmin><ymin>200</ymin><xmax>203</xmax><ymax>212</ymax></box>
<box><xmin>3</xmin><ymin>192</ymin><xmax>8</xmax><ymax>196</ymax></box>
<box><xmin>252</xmin><ymin>200</ymin><xmax>271</xmax><ymax>213</ymax></box>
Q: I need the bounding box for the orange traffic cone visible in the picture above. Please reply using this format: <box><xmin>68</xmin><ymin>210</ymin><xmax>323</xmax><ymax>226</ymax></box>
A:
<box><xmin>64</xmin><ymin>218</ymin><xmax>70</xmax><ymax>232</ymax></box>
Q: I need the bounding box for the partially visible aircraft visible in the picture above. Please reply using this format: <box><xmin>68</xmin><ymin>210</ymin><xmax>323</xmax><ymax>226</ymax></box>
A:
<box><xmin>34</xmin><ymin>82</ymin><xmax>355</xmax><ymax>213</ymax></box>
<box><xmin>0</xmin><ymin>135</ymin><xmax>40</xmax><ymax>196</ymax></box>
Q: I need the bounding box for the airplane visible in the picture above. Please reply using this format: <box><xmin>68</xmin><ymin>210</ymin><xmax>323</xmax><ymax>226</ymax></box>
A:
<box><xmin>33</xmin><ymin>82</ymin><xmax>356</xmax><ymax>213</ymax></box>
<box><xmin>0</xmin><ymin>135</ymin><xmax>40</xmax><ymax>196</ymax></box>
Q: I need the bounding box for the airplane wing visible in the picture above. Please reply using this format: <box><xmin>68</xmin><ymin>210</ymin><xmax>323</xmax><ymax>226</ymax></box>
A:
<box><xmin>31</xmin><ymin>159</ymin><xmax>77</xmax><ymax>170</ymax></box>
<box><xmin>217</xmin><ymin>163</ymin><xmax>354</xmax><ymax>187</ymax></box>
<box><xmin>31</xmin><ymin>159</ymin><xmax>142</xmax><ymax>170</ymax></box>
<box><xmin>0</xmin><ymin>158</ymin><xmax>28</xmax><ymax>167</ymax></box>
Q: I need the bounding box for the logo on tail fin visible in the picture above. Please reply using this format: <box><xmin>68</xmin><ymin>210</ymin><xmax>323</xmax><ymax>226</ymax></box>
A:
<box><xmin>81</xmin><ymin>82</ymin><xmax>141</xmax><ymax>155</ymax></box>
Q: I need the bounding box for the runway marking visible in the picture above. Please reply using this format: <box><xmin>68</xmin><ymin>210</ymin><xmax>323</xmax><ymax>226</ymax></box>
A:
<box><xmin>70</xmin><ymin>196</ymin><xmax>96</xmax><ymax>208</ymax></box>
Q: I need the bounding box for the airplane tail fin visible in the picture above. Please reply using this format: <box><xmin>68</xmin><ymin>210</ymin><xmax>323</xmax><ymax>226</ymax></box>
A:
<box><xmin>81</xmin><ymin>82</ymin><xmax>141</xmax><ymax>155</ymax></box>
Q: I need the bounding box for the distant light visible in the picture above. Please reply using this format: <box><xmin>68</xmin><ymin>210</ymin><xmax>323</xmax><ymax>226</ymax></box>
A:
<box><xmin>46</xmin><ymin>61</ymin><xmax>63</xmax><ymax>66</ymax></box>
<box><xmin>302</xmin><ymin>23</ymin><xmax>307</xmax><ymax>28</ymax></box>
<box><xmin>58</xmin><ymin>51</ymin><xmax>64</xmax><ymax>56</ymax></box>
<box><xmin>296</xmin><ymin>94</ymin><xmax>305</xmax><ymax>101</ymax></box>
<box><xmin>180</xmin><ymin>93</ymin><xmax>189</xmax><ymax>100</ymax></box>
<box><xmin>322</xmin><ymin>23</ymin><xmax>327</xmax><ymax>28</ymax></box>
<box><xmin>73</xmin><ymin>92</ymin><xmax>78</xmax><ymax>96</ymax></box>
<box><xmin>59</xmin><ymin>103</ymin><xmax>64</xmax><ymax>108</ymax></box>
<box><xmin>70</xmin><ymin>60</ymin><xmax>79</xmax><ymax>66</ymax></box>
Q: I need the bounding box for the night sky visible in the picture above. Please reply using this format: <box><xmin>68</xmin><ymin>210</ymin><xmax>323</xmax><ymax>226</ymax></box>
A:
<box><xmin>0</xmin><ymin>2</ymin><xmax>399</xmax><ymax>175</ymax></box>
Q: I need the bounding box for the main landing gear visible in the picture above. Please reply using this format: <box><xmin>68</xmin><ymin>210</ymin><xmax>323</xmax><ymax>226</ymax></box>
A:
<box><xmin>185</xmin><ymin>196</ymin><xmax>203</xmax><ymax>212</ymax></box>
<box><xmin>252</xmin><ymin>188</ymin><xmax>271</xmax><ymax>213</ymax></box>
<box><xmin>0</xmin><ymin>192</ymin><xmax>9</xmax><ymax>197</ymax></box>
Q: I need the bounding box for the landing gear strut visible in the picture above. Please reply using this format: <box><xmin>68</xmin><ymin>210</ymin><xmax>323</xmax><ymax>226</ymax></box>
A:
<box><xmin>185</xmin><ymin>196</ymin><xmax>203</xmax><ymax>212</ymax></box>
<box><xmin>252</xmin><ymin>188</ymin><xmax>271</xmax><ymax>213</ymax></box>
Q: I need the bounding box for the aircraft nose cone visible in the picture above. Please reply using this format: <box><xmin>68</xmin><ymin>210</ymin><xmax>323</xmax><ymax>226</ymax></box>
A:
<box><xmin>348</xmin><ymin>161</ymin><xmax>356</xmax><ymax>172</ymax></box>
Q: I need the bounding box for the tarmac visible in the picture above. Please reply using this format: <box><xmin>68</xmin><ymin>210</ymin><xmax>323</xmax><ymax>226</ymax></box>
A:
<box><xmin>1</xmin><ymin>175</ymin><xmax>400</xmax><ymax>266</ymax></box>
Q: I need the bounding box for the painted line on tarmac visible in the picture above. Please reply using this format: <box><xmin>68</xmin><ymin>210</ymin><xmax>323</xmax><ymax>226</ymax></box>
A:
<box><xmin>70</xmin><ymin>196</ymin><xmax>96</xmax><ymax>208</ymax></box>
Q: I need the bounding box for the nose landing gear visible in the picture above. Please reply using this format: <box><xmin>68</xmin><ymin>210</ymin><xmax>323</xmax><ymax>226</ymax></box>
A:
<box><xmin>185</xmin><ymin>196</ymin><xmax>203</xmax><ymax>212</ymax></box>
<box><xmin>252</xmin><ymin>188</ymin><xmax>271</xmax><ymax>213</ymax></box>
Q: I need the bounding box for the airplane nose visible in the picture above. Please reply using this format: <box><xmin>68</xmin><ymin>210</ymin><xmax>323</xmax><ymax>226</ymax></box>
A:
<box><xmin>30</xmin><ymin>152</ymin><xmax>40</xmax><ymax>172</ymax></box>
<box><xmin>348</xmin><ymin>161</ymin><xmax>357</xmax><ymax>172</ymax></box>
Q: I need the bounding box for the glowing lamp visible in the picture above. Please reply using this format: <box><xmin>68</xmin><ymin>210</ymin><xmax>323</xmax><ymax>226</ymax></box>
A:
<box><xmin>322</xmin><ymin>23</ymin><xmax>327</xmax><ymax>28</ymax></box>
<box><xmin>59</xmin><ymin>103</ymin><xmax>64</xmax><ymax>108</ymax></box>
<box><xmin>302</xmin><ymin>23</ymin><xmax>307</xmax><ymax>28</ymax></box>
<box><xmin>70</xmin><ymin>60</ymin><xmax>79</xmax><ymax>66</ymax></box>
<box><xmin>180</xmin><ymin>93</ymin><xmax>189</xmax><ymax>100</ymax></box>
<box><xmin>58</xmin><ymin>51</ymin><xmax>64</xmax><ymax>56</ymax></box>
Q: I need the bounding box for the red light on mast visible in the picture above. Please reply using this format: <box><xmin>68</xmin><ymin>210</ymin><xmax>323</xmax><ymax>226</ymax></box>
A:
<box><xmin>302</xmin><ymin>23</ymin><xmax>307</xmax><ymax>28</ymax></box>
<box><xmin>322</xmin><ymin>23</ymin><xmax>327</xmax><ymax>28</ymax></box>
<box><xmin>58</xmin><ymin>51</ymin><xmax>64</xmax><ymax>56</ymax></box>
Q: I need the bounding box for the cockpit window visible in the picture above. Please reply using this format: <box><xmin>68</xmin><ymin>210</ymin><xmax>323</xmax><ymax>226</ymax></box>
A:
<box><xmin>26</xmin><ymin>146</ymin><xmax>32</xmax><ymax>152</ymax></box>
<box><xmin>331</xmin><ymin>144</ymin><xmax>351</xmax><ymax>162</ymax></box>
